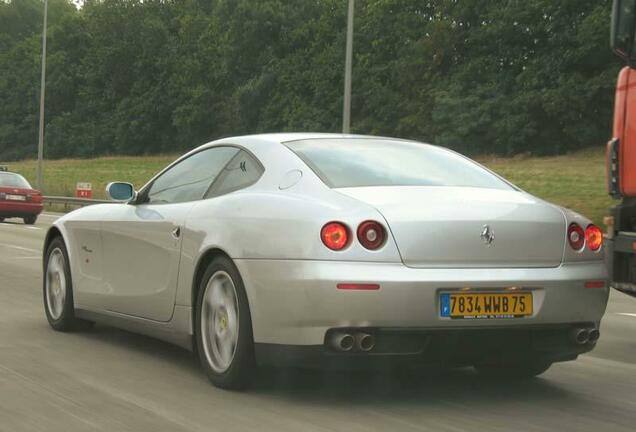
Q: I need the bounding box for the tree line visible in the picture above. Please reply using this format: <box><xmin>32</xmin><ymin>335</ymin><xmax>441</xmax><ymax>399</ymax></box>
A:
<box><xmin>0</xmin><ymin>0</ymin><xmax>620</xmax><ymax>161</ymax></box>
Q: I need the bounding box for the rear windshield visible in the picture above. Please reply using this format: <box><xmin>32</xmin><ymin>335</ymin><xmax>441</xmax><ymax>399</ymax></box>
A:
<box><xmin>286</xmin><ymin>138</ymin><xmax>513</xmax><ymax>190</ymax></box>
<box><xmin>0</xmin><ymin>172</ymin><xmax>32</xmax><ymax>189</ymax></box>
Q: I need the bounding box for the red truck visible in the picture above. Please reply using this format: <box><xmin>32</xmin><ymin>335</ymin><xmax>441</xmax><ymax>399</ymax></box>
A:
<box><xmin>607</xmin><ymin>0</ymin><xmax>636</xmax><ymax>297</ymax></box>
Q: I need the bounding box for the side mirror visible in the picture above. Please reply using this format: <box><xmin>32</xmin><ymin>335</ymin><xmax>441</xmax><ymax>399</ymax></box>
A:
<box><xmin>612</xmin><ymin>0</ymin><xmax>636</xmax><ymax>65</ymax></box>
<box><xmin>106</xmin><ymin>182</ymin><xmax>136</xmax><ymax>202</ymax></box>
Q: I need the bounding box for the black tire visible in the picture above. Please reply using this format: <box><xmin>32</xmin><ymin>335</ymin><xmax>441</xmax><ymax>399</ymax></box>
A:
<box><xmin>0</xmin><ymin>217</ymin><xmax>4</xmax><ymax>223</ymax></box>
<box><xmin>24</xmin><ymin>216</ymin><xmax>37</xmax><ymax>225</ymax></box>
<box><xmin>43</xmin><ymin>237</ymin><xmax>93</xmax><ymax>331</ymax></box>
<box><xmin>195</xmin><ymin>256</ymin><xmax>256</xmax><ymax>390</ymax></box>
<box><xmin>474</xmin><ymin>358</ymin><xmax>552</xmax><ymax>379</ymax></box>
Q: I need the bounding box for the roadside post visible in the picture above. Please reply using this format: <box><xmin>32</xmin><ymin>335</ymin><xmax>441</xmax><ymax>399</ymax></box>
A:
<box><xmin>36</xmin><ymin>0</ymin><xmax>48</xmax><ymax>191</ymax></box>
<box><xmin>342</xmin><ymin>0</ymin><xmax>354</xmax><ymax>133</ymax></box>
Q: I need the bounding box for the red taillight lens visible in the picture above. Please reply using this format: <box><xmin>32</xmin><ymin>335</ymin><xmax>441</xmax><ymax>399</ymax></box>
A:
<box><xmin>27</xmin><ymin>193</ymin><xmax>42</xmax><ymax>203</ymax></box>
<box><xmin>321</xmin><ymin>222</ymin><xmax>350</xmax><ymax>251</ymax></box>
<box><xmin>357</xmin><ymin>220</ymin><xmax>386</xmax><ymax>250</ymax></box>
<box><xmin>585</xmin><ymin>224</ymin><xmax>603</xmax><ymax>251</ymax></box>
<box><xmin>568</xmin><ymin>223</ymin><xmax>585</xmax><ymax>250</ymax></box>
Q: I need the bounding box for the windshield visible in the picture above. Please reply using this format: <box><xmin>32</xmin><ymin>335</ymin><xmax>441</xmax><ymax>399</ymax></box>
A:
<box><xmin>286</xmin><ymin>138</ymin><xmax>513</xmax><ymax>190</ymax></box>
<box><xmin>0</xmin><ymin>172</ymin><xmax>32</xmax><ymax>189</ymax></box>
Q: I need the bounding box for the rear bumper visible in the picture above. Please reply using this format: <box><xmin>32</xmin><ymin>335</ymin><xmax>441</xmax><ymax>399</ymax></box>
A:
<box><xmin>0</xmin><ymin>201</ymin><xmax>43</xmax><ymax>218</ymax></box>
<box><xmin>235</xmin><ymin>259</ymin><xmax>609</xmax><ymax>346</ymax></box>
<box><xmin>255</xmin><ymin>324</ymin><xmax>596</xmax><ymax>368</ymax></box>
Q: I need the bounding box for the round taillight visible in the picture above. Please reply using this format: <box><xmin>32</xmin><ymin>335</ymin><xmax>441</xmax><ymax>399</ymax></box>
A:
<box><xmin>568</xmin><ymin>223</ymin><xmax>585</xmax><ymax>251</ymax></box>
<box><xmin>357</xmin><ymin>220</ymin><xmax>386</xmax><ymax>250</ymax></box>
<box><xmin>585</xmin><ymin>224</ymin><xmax>603</xmax><ymax>252</ymax></box>
<box><xmin>321</xmin><ymin>222</ymin><xmax>350</xmax><ymax>251</ymax></box>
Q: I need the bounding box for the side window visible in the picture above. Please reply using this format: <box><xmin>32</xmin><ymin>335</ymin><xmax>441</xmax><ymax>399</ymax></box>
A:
<box><xmin>145</xmin><ymin>147</ymin><xmax>239</xmax><ymax>204</ymax></box>
<box><xmin>206</xmin><ymin>150</ymin><xmax>263</xmax><ymax>198</ymax></box>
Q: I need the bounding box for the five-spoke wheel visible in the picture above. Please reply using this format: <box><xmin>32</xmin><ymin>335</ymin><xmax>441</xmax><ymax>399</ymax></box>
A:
<box><xmin>201</xmin><ymin>270</ymin><xmax>240</xmax><ymax>373</ymax></box>
<box><xmin>195</xmin><ymin>256</ymin><xmax>255</xmax><ymax>390</ymax></box>
<box><xmin>45</xmin><ymin>248</ymin><xmax>67</xmax><ymax>321</ymax></box>
<box><xmin>43</xmin><ymin>237</ymin><xmax>93</xmax><ymax>331</ymax></box>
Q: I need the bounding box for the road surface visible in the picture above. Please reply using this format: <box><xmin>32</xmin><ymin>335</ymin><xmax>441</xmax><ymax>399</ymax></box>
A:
<box><xmin>1</xmin><ymin>214</ymin><xmax>636</xmax><ymax>432</ymax></box>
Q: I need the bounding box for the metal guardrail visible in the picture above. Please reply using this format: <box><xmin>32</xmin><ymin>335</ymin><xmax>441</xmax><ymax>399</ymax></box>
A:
<box><xmin>43</xmin><ymin>196</ymin><xmax>113</xmax><ymax>210</ymax></box>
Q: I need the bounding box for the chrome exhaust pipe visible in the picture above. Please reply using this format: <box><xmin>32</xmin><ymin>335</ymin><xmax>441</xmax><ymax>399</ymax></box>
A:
<box><xmin>356</xmin><ymin>332</ymin><xmax>376</xmax><ymax>352</ymax></box>
<box><xmin>571</xmin><ymin>328</ymin><xmax>590</xmax><ymax>345</ymax></box>
<box><xmin>588</xmin><ymin>329</ymin><xmax>600</xmax><ymax>344</ymax></box>
<box><xmin>328</xmin><ymin>332</ymin><xmax>355</xmax><ymax>352</ymax></box>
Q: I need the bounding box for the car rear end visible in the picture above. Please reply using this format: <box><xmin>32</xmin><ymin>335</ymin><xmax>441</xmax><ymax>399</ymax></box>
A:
<box><xmin>244</xmin><ymin>137</ymin><xmax>609</xmax><ymax>369</ymax></box>
<box><xmin>0</xmin><ymin>172</ymin><xmax>44</xmax><ymax>221</ymax></box>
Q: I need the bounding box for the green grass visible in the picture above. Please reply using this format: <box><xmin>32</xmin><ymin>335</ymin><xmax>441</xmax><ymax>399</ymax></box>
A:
<box><xmin>8</xmin><ymin>155</ymin><xmax>175</xmax><ymax>199</ymax></box>
<box><xmin>6</xmin><ymin>147</ymin><xmax>615</xmax><ymax>225</ymax></box>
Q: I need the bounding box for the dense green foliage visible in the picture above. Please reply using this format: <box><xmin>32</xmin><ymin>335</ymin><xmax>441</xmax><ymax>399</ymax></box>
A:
<box><xmin>0</xmin><ymin>0</ymin><xmax>621</xmax><ymax>160</ymax></box>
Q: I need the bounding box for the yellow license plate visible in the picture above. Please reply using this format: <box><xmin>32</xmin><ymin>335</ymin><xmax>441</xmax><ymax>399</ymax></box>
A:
<box><xmin>440</xmin><ymin>292</ymin><xmax>533</xmax><ymax>319</ymax></box>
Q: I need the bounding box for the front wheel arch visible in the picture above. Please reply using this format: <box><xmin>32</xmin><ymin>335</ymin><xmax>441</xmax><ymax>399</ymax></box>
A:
<box><xmin>43</xmin><ymin>226</ymin><xmax>64</xmax><ymax>264</ymax></box>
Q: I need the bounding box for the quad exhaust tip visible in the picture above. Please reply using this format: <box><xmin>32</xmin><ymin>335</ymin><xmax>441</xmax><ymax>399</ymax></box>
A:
<box><xmin>571</xmin><ymin>328</ymin><xmax>590</xmax><ymax>345</ymax></box>
<box><xmin>570</xmin><ymin>327</ymin><xmax>600</xmax><ymax>345</ymax></box>
<box><xmin>356</xmin><ymin>333</ymin><xmax>376</xmax><ymax>352</ymax></box>
<box><xmin>329</xmin><ymin>332</ymin><xmax>355</xmax><ymax>352</ymax></box>
<box><xmin>588</xmin><ymin>329</ymin><xmax>600</xmax><ymax>344</ymax></box>
<box><xmin>328</xmin><ymin>331</ymin><xmax>376</xmax><ymax>352</ymax></box>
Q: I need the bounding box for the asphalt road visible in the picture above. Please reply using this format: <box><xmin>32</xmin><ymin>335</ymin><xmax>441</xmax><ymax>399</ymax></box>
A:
<box><xmin>1</xmin><ymin>214</ymin><xmax>636</xmax><ymax>432</ymax></box>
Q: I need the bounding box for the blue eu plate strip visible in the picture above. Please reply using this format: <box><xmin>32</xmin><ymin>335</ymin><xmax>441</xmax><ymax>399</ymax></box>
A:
<box><xmin>440</xmin><ymin>294</ymin><xmax>450</xmax><ymax>317</ymax></box>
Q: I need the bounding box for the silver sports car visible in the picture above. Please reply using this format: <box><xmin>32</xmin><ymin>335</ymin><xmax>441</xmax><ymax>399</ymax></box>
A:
<box><xmin>43</xmin><ymin>133</ymin><xmax>608</xmax><ymax>389</ymax></box>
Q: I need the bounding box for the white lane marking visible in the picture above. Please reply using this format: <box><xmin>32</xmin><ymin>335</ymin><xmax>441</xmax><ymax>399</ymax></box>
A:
<box><xmin>0</xmin><ymin>243</ymin><xmax>40</xmax><ymax>254</ymax></box>
<box><xmin>617</xmin><ymin>313</ymin><xmax>636</xmax><ymax>318</ymax></box>
<box><xmin>0</xmin><ymin>224</ymin><xmax>42</xmax><ymax>231</ymax></box>
<box><xmin>0</xmin><ymin>223</ymin><xmax>31</xmax><ymax>228</ymax></box>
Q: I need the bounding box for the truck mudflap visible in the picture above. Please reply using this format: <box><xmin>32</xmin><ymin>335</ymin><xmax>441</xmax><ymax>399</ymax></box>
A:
<box><xmin>612</xmin><ymin>282</ymin><xmax>636</xmax><ymax>296</ymax></box>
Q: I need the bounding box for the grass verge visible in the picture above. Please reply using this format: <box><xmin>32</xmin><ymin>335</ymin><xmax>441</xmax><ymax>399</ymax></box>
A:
<box><xmin>6</xmin><ymin>147</ymin><xmax>614</xmax><ymax>224</ymax></box>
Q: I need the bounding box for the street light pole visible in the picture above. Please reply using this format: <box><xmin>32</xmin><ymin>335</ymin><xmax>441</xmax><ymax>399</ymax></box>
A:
<box><xmin>342</xmin><ymin>0</ymin><xmax>354</xmax><ymax>134</ymax></box>
<box><xmin>37</xmin><ymin>0</ymin><xmax>48</xmax><ymax>191</ymax></box>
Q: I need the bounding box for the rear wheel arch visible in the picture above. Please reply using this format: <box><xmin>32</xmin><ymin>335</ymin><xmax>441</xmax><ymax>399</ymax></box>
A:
<box><xmin>192</xmin><ymin>248</ymin><xmax>232</xmax><ymax>307</ymax></box>
<box><xmin>192</xmin><ymin>248</ymin><xmax>255</xmax><ymax>333</ymax></box>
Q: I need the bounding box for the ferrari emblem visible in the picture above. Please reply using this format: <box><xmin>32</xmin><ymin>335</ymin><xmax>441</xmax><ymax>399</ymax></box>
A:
<box><xmin>480</xmin><ymin>225</ymin><xmax>495</xmax><ymax>246</ymax></box>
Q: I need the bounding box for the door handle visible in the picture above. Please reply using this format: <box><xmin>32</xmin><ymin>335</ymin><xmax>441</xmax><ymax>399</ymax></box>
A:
<box><xmin>171</xmin><ymin>227</ymin><xmax>181</xmax><ymax>239</ymax></box>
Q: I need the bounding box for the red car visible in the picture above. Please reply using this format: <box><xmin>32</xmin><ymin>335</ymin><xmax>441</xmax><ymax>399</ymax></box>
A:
<box><xmin>0</xmin><ymin>169</ymin><xmax>43</xmax><ymax>225</ymax></box>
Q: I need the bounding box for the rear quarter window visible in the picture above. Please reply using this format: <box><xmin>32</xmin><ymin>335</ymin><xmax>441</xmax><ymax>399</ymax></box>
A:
<box><xmin>205</xmin><ymin>150</ymin><xmax>264</xmax><ymax>198</ymax></box>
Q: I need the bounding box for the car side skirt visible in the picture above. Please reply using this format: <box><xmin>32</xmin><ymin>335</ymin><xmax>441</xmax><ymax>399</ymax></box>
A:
<box><xmin>75</xmin><ymin>304</ymin><xmax>194</xmax><ymax>351</ymax></box>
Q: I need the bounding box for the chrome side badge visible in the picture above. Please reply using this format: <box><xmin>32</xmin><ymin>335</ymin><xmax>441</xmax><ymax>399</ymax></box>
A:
<box><xmin>480</xmin><ymin>225</ymin><xmax>495</xmax><ymax>246</ymax></box>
